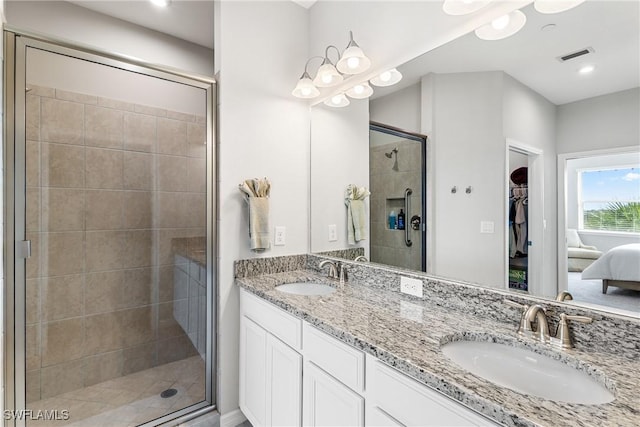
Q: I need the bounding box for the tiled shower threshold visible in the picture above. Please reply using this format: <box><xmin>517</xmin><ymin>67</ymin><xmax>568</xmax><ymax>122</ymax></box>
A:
<box><xmin>27</xmin><ymin>356</ymin><xmax>205</xmax><ymax>427</ymax></box>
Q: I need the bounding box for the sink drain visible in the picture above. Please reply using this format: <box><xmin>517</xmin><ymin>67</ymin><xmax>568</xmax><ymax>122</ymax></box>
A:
<box><xmin>160</xmin><ymin>388</ymin><xmax>178</xmax><ymax>398</ymax></box>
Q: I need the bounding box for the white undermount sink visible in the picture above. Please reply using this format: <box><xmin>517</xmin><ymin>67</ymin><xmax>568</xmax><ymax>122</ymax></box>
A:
<box><xmin>275</xmin><ymin>282</ymin><xmax>336</xmax><ymax>296</ymax></box>
<box><xmin>441</xmin><ymin>339</ymin><xmax>615</xmax><ymax>404</ymax></box>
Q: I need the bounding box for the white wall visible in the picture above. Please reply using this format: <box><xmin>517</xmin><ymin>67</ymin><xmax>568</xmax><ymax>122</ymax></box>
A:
<box><xmin>5</xmin><ymin>0</ymin><xmax>214</xmax><ymax>76</ymax></box>
<box><xmin>502</xmin><ymin>74</ymin><xmax>557</xmax><ymax>297</ymax></box>
<box><xmin>310</xmin><ymin>102</ymin><xmax>369</xmax><ymax>254</ymax></box>
<box><xmin>427</xmin><ymin>71</ymin><xmax>505</xmax><ymax>287</ymax></box>
<box><xmin>557</xmin><ymin>88</ymin><xmax>640</xmax><ymax>154</ymax></box>
<box><xmin>216</xmin><ymin>0</ymin><xmax>310</xmax><ymax>417</ymax></box>
<box><xmin>370</xmin><ymin>83</ymin><xmax>421</xmax><ymax>133</ymax></box>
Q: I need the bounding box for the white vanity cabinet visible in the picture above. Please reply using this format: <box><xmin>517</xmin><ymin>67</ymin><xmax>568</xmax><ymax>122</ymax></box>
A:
<box><xmin>366</xmin><ymin>354</ymin><xmax>500</xmax><ymax>427</ymax></box>
<box><xmin>239</xmin><ymin>289</ymin><xmax>499</xmax><ymax>427</ymax></box>
<box><xmin>239</xmin><ymin>290</ymin><xmax>303</xmax><ymax>427</ymax></box>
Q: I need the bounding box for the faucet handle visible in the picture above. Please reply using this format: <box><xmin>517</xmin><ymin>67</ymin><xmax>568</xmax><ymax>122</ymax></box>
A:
<box><xmin>503</xmin><ymin>299</ymin><xmax>530</xmax><ymax>334</ymax></box>
<box><xmin>553</xmin><ymin>313</ymin><xmax>593</xmax><ymax>349</ymax></box>
<box><xmin>339</xmin><ymin>264</ymin><xmax>348</xmax><ymax>284</ymax></box>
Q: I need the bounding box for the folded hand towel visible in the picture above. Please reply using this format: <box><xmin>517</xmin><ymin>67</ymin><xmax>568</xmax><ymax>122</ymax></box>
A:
<box><xmin>239</xmin><ymin>177</ymin><xmax>271</xmax><ymax>251</ymax></box>
<box><xmin>345</xmin><ymin>184</ymin><xmax>370</xmax><ymax>245</ymax></box>
<box><xmin>248</xmin><ymin>197</ymin><xmax>270</xmax><ymax>251</ymax></box>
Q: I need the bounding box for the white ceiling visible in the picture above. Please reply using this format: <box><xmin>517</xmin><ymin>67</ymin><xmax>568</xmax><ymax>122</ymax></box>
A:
<box><xmin>67</xmin><ymin>0</ymin><xmax>215</xmax><ymax>49</ymax></box>
<box><xmin>372</xmin><ymin>1</ymin><xmax>640</xmax><ymax>105</ymax></box>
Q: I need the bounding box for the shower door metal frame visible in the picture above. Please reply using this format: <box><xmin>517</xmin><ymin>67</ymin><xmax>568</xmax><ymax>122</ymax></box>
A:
<box><xmin>3</xmin><ymin>29</ymin><xmax>218</xmax><ymax>427</ymax></box>
<box><xmin>369</xmin><ymin>122</ymin><xmax>428</xmax><ymax>271</ymax></box>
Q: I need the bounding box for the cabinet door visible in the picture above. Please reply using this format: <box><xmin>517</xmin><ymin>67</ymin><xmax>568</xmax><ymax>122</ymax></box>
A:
<box><xmin>303</xmin><ymin>362</ymin><xmax>364</xmax><ymax>427</ymax></box>
<box><xmin>240</xmin><ymin>316</ymin><xmax>267</xmax><ymax>427</ymax></box>
<box><xmin>366</xmin><ymin>404</ymin><xmax>404</xmax><ymax>427</ymax></box>
<box><xmin>267</xmin><ymin>334</ymin><xmax>302</xmax><ymax>427</ymax></box>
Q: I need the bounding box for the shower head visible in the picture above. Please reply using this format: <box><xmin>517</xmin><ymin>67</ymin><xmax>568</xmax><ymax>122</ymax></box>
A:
<box><xmin>385</xmin><ymin>148</ymin><xmax>398</xmax><ymax>158</ymax></box>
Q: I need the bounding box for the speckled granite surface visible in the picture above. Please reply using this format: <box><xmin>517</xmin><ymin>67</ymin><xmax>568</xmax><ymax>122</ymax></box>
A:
<box><xmin>235</xmin><ymin>255</ymin><xmax>640</xmax><ymax>427</ymax></box>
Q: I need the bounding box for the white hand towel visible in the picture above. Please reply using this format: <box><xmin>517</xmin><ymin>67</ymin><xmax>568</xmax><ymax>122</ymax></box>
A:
<box><xmin>239</xmin><ymin>177</ymin><xmax>271</xmax><ymax>251</ymax></box>
<box><xmin>345</xmin><ymin>184</ymin><xmax>370</xmax><ymax>245</ymax></box>
<box><xmin>248</xmin><ymin>197</ymin><xmax>270</xmax><ymax>251</ymax></box>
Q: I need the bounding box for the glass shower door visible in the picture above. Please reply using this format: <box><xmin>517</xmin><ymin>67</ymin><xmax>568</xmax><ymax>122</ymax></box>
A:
<box><xmin>5</xmin><ymin>33</ymin><xmax>215</xmax><ymax>427</ymax></box>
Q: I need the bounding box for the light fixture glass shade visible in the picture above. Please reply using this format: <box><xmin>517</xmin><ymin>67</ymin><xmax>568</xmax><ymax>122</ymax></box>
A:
<box><xmin>370</xmin><ymin>68</ymin><xmax>403</xmax><ymax>87</ymax></box>
<box><xmin>475</xmin><ymin>10</ymin><xmax>527</xmax><ymax>41</ymax></box>
<box><xmin>442</xmin><ymin>0</ymin><xmax>490</xmax><ymax>16</ymax></box>
<box><xmin>337</xmin><ymin>46</ymin><xmax>372</xmax><ymax>74</ymax></box>
<box><xmin>324</xmin><ymin>93</ymin><xmax>350</xmax><ymax>108</ymax></box>
<box><xmin>313</xmin><ymin>61</ymin><xmax>343</xmax><ymax>87</ymax></box>
<box><xmin>292</xmin><ymin>72</ymin><xmax>320</xmax><ymax>99</ymax></box>
<box><xmin>346</xmin><ymin>83</ymin><xmax>374</xmax><ymax>99</ymax></box>
<box><xmin>534</xmin><ymin>0</ymin><xmax>585</xmax><ymax>14</ymax></box>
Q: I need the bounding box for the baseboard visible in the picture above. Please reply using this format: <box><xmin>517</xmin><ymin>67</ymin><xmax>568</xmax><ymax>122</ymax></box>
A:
<box><xmin>220</xmin><ymin>408</ymin><xmax>247</xmax><ymax>427</ymax></box>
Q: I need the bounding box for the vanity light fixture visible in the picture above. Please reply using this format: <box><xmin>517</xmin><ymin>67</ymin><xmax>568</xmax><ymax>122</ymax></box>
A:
<box><xmin>346</xmin><ymin>82</ymin><xmax>374</xmax><ymax>99</ymax></box>
<box><xmin>475</xmin><ymin>10</ymin><xmax>527</xmax><ymax>40</ymax></box>
<box><xmin>293</xmin><ymin>31</ymin><xmax>371</xmax><ymax>99</ymax></box>
<box><xmin>149</xmin><ymin>0</ymin><xmax>170</xmax><ymax>7</ymax></box>
<box><xmin>324</xmin><ymin>93</ymin><xmax>350</xmax><ymax>108</ymax></box>
<box><xmin>336</xmin><ymin>31</ymin><xmax>371</xmax><ymax>74</ymax></box>
<box><xmin>370</xmin><ymin>68</ymin><xmax>403</xmax><ymax>87</ymax></box>
<box><xmin>442</xmin><ymin>0</ymin><xmax>490</xmax><ymax>16</ymax></box>
<box><xmin>313</xmin><ymin>46</ymin><xmax>344</xmax><ymax>88</ymax></box>
<box><xmin>534</xmin><ymin>0</ymin><xmax>585</xmax><ymax>14</ymax></box>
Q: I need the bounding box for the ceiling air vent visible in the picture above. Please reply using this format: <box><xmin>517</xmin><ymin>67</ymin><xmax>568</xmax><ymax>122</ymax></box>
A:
<box><xmin>557</xmin><ymin>47</ymin><xmax>594</xmax><ymax>62</ymax></box>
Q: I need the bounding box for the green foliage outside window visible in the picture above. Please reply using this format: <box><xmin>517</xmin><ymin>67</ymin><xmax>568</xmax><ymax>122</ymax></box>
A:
<box><xmin>583</xmin><ymin>202</ymin><xmax>640</xmax><ymax>233</ymax></box>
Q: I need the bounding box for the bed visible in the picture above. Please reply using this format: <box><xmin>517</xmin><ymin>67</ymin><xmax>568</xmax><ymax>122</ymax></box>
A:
<box><xmin>581</xmin><ymin>243</ymin><xmax>640</xmax><ymax>294</ymax></box>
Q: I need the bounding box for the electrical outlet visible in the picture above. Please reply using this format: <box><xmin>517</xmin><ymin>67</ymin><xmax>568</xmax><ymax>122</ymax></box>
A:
<box><xmin>328</xmin><ymin>224</ymin><xmax>338</xmax><ymax>242</ymax></box>
<box><xmin>400</xmin><ymin>276</ymin><xmax>423</xmax><ymax>298</ymax></box>
<box><xmin>274</xmin><ymin>226</ymin><xmax>286</xmax><ymax>246</ymax></box>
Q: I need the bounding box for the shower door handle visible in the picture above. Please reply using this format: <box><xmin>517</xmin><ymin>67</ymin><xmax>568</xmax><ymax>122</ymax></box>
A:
<box><xmin>404</xmin><ymin>188</ymin><xmax>413</xmax><ymax>247</ymax></box>
<box><xmin>17</xmin><ymin>240</ymin><xmax>32</xmax><ymax>259</ymax></box>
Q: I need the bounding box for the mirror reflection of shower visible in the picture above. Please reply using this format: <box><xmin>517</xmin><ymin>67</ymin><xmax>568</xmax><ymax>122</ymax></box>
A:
<box><xmin>385</xmin><ymin>147</ymin><xmax>399</xmax><ymax>171</ymax></box>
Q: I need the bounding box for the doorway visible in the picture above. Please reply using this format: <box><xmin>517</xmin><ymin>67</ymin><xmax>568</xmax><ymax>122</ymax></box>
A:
<box><xmin>3</xmin><ymin>32</ymin><xmax>216</xmax><ymax>426</ymax></box>
<box><xmin>506</xmin><ymin>140</ymin><xmax>543</xmax><ymax>296</ymax></box>
<box><xmin>369</xmin><ymin>122</ymin><xmax>426</xmax><ymax>271</ymax></box>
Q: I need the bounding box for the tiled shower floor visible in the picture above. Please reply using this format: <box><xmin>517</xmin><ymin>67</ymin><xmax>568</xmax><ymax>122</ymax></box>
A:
<box><xmin>27</xmin><ymin>356</ymin><xmax>206</xmax><ymax>427</ymax></box>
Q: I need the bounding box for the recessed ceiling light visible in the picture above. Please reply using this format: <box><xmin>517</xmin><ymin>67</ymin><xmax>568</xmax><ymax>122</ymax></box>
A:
<box><xmin>149</xmin><ymin>0</ymin><xmax>170</xmax><ymax>7</ymax></box>
<box><xmin>475</xmin><ymin>10</ymin><xmax>527</xmax><ymax>41</ymax></box>
<box><xmin>578</xmin><ymin>65</ymin><xmax>595</xmax><ymax>75</ymax></box>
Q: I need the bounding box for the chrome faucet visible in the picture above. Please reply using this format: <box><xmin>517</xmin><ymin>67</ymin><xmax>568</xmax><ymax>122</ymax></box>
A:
<box><xmin>525</xmin><ymin>305</ymin><xmax>550</xmax><ymax>343</ymax></box>
<box><xmin>339</xmin><ymin>264</ymin><xmax>348</xmax><ymax>285</ymax></box>
<box><xmin>319</xmin><ymin>260</ymin><xmax>338</xmax><ymax>279</ymax></box>
<box><xmin>354</xmin><ymin>255</ymin><xmax>368</xmax><ymax>262</ymax></box>
<box><xmin>503</xmin><ymin>299</ymin><xmax>531</xmax><ymax>335</ymax></box>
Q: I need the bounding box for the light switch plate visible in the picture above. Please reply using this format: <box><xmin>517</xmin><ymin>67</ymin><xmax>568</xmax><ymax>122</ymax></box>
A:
<box><xmin>480</xmin><ymin>221</ymin><xmax>495</xmax><ymax>234</ymax></box>
<box><xmin>400</xmin><ymin>276</ymin><xmax>423</xmax><ymax>298</ymax></box>
<box><xmin>328</xmin><ymin>224</ymin><xmax>338</xmax><ymax>242</ymax></box>
<box><xmin>274</xmin><ymin>226</ymin><xmax>286</xmax><ymax>246</ymax></box>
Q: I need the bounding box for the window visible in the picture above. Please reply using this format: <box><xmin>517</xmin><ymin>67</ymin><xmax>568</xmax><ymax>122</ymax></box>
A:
<box><xmin>579</xmin><ymin>167</ymin><xmax>640</xmax><ymax>233</ymax></box>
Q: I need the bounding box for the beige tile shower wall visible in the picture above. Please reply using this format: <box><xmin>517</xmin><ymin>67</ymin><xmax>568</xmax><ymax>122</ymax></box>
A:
<box><xmin>25</xmin><ymin>85</ymin><xmax>207</xmax><ymax>403</ymax></box>
<box><xmin>370</xmin><ymin>140</ymin><xmax>422</xmax><ymax>270</ymax></box>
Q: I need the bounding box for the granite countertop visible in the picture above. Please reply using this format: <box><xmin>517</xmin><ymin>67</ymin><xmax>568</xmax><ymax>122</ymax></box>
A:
<box><xmin>236</xmin><ymin>269</ymin><xmax>640</xmax><ymax>427</ymax></box>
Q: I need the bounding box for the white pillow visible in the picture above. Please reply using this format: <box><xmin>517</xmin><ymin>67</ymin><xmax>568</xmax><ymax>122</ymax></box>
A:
<box><xmin>567</xmin><ymin>229</ymin><xmax>581</xmax><ymax>248</ymax></box>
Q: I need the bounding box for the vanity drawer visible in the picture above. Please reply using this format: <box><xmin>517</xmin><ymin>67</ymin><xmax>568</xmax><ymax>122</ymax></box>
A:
<box><xmin>367</xmin><ymin>355</ymin><xmax>499</xmax><ymax>426</ymax></box>
<box><xmin>240</xmin><ymin>288</ymin><xmax>302</xmax><ymax>351</ymax></box>
<box><xmin>303</xmin><ymin>323</ymin><xmax>365</xmax><ymax>393</ymax></box>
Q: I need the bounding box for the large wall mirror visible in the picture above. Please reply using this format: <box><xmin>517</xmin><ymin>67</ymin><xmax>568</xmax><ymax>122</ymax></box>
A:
<box><xmin>310</xmin><ymin>0</ymin><xmax>639</xmax><ymax>317</ymax></box>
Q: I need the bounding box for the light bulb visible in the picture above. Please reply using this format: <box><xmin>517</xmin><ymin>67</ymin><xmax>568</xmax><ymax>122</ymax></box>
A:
<box><xmin>380</xmin><ymin>71</ymin><xmax>392</xmax><ymax>82</ymax></box>
<box><xmin>332</xmin><ymin>95</ymin><xmax>342</xmax><ymax>104</ymax></box>
<box><xmin>353</xmin><ymin>85</ymin><xmax>365</xmax><ymax>95</ymax></box>
<box><xmin>347</xmin><ymin>57</ymin><xmax>360</xmax><ymax>69</ymax></box>
<box><xmin>301</xmin><ymin>87</ymin><xmax>312</xmax><ymax>96</ymax></box>
<box><xmin>322</xmin><ymin>74</ymin><xmax>333</xmax><ymax>84</ymax></box>
<box><xmin>491</xmin><ymin>15</ymin><xmax>510</xmax><ymax>30</ymax></box>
